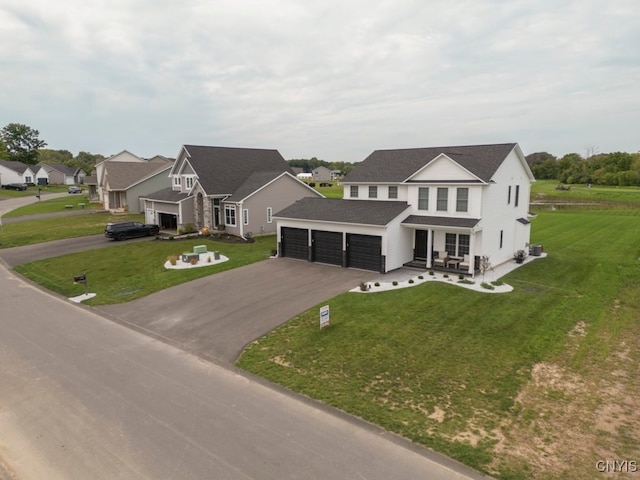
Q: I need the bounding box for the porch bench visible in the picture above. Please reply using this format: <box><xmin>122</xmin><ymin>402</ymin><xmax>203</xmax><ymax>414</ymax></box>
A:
<box><xmin>181</xmin><ymin>253</ymin><xmax>199</xmax><ymax>263</ymax></box>
<box><xmin>193</xmin><ymin>245</ymin><xmax>207</xmax><ymax>254</ymax></box>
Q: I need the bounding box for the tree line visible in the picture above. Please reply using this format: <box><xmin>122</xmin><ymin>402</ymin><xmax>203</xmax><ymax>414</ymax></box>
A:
<box><xmin>4</xmin><ymin>123</ymin><xmax>639</xmax><ymax>185</ymax></box>
<box><xmin>526</xmin><ymin>150</ymin><xmax>640</xmax><ymax>186</ymax></box>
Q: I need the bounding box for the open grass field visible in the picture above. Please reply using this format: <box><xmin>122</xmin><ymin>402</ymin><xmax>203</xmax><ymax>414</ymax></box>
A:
<box><xmin>237</xmin><ymin>206</ymin><xmax>640</xmax><ymax>479</ymax></box>
<box><xmin>1</xmin><ymin>193</ymin><xmax>100</xmax><ymax>218</ymax></box>
<box><xmin>531</xmin><ymin>179</ymin><xmax>640</xmax><ymax>206</ymax></box>
<box><xmin>14</xmin><ymin>235</ymin><xmax>276</xmax><ymax>305</ymax></box>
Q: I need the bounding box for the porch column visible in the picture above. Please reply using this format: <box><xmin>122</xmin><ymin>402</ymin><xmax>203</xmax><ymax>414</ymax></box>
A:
<box><xmin>469</xmin><ymin>230</ymin><xmax>475</xmax><ymax>278</ymax></box>
<box><xmin>426</xmin><ymin>228</ymin><xmax>433</xmax><ymax>268</ymax></box>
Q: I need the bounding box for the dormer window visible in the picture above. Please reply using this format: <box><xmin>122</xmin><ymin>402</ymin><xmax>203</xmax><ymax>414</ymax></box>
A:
<box><xmin>173</xmin><ymin>177</ymin><xmax>181</xmax><ymax>186</ymax></box>
<box><xmin>185</xmin><ymin>177</ymin><xmax>194</xmax><ymax>189</ymax></box>
<box><xmin>369</xmin><ymin>186</ymin><xmax>378</xmax><ymax>199</ymax></box>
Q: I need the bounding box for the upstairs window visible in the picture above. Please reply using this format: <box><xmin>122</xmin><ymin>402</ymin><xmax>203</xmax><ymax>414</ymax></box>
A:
<box><xmin>173</xmin><ymin>176</ymin><xmax>181</xmax><ymax>186</ymax></box>
<box><xmin>507</xmin><ymin>185</ymin><xmax>511</xmax><ymax>204</ymax></box>
<box><xmin>369</xmin><ymin>186</ymin><xmax>378</xmax><ymax>199</ymax></box>
<box><xmin>350</xmin><ymin>185</ymin><xmax>359</xmax><ymax>198</ymax></box>
<box><xmin>185</xmin><ymin>177</ymin><xmax>194</xmax><ymax>189</ymax></box>
<box><xmin>388</xmin><ymin>185</ymin><xmax>398</xmax><ymax>199</ymax></box>
<box><xmin>418</xmin><ymin>187</ymin><xmax>429</xmax><ymax>210</ymax></box>
<box><xmin>515</xmin><ymin>185</ymin><xmax>520</xmax><ymax>207</ymax></box>
<box><xmin>456</xmin><ymin>188</ymin><xmax>468</xmax><ymax>212</ymax></box>
<box><xmin>437</xmin><ymin>188</ymin><xmax>448</xmax><ymax>211</ymax></box>
<box><xmin>266</xmin><ymin>207</ymin><xmax>272</xmax><ymax>223</ymax></box>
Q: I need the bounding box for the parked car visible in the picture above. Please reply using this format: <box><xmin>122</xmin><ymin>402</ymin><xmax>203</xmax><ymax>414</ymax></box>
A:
<box><xmin>68</xmin><ymin>186</ymin><xmax>83</xmax><ymax>194</ymax></box>
<box><xmin>104</xmin><ymin>221</ymin><xmax>160</xmax><ymax>241</ymax></box>
<box><xmin>1</xmin><ymin>183</ymin><xmax>28</xmax><ymax>191</ymax></box>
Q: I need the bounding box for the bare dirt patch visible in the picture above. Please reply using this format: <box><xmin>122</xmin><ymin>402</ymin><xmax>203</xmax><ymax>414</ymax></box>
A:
<box><xmin>490</xmin><ymin>313</ymin><xmax>640</xmax><ymax>479</ymax></box>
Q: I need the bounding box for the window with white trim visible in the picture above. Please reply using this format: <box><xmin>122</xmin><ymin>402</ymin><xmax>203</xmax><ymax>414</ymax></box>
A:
<box><xmin>418</xmin><ymin>187</ymin><xmax>429</xmax><ymax>210</ymax></box>
<box><xmin>456</xmin><ymin>188</ymin><xmax>468</xmax><ymax>212</ymax></box>
<box><xmin>369</xmin><ymin>186</ymin><xmax>377</xmax><ymax>198</ymax></box>
<box><xmin>185</xmin><ymin>177</ymin><xmax>194</xmax><ymax>189</ymax></box>
<box><xmin>437</xmin><ymin>188</ymin><xmax>448</xmax><ymax>211</ymax></box>
<box><xmin>225</xmin><ymin>205</ymin><xmax>236</xmax><ymax>226</ymax></box>
<box><xmin>388</xmin><ymin>186</ymin><xmax>398</xmax><ymax>199</ymax></box>
<box><xmin>350</xmin><ymin>185</ymin><xmax>359</xmax><ymax>198</ymax></box>
<box><xmin>173</xmin><ymin>176</ymin><xmax>181</xmax><ymax>187</ymax></box>
<box><xmin>243</xmin><ymin>209</ymin><xmax>249</xmax><ymax>225</ymax></box>
<box><xmin>266</xmin><ymin>207</ymin><xmax>272</xmax><ymax>223</ymax></box>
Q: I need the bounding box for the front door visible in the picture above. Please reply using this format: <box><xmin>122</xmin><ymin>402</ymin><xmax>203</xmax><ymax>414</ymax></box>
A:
<box><xmin>415</xmin><ymin>230</ymin><xmax>428</xmax><ymax>260</ymax></box>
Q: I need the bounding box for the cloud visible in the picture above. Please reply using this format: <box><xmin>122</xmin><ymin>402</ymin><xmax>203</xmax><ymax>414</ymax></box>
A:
<box><xmin>1</xmin><ymin>0</ymin><xmax>638</xmax><ymax>161</ymax></box>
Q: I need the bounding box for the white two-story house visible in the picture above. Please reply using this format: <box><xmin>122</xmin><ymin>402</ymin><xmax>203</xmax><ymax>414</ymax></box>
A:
<box><xmin>274</xmin><ymin>143</ymin><xmax>535</xmax><ymax>274</ymax></box>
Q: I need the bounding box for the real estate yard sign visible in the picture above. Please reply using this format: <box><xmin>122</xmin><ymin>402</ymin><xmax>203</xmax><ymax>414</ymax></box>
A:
<box><xmin>320</xmin><ymin>305</ymin><xmax>330</xmax><ymax>329</ymax></box>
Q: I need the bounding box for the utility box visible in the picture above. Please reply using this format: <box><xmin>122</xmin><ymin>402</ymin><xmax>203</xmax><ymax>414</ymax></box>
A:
<box><xmin>530</xmin><ymin>244</ymin><xmax>543</xmax><ymax>256</ymax></box>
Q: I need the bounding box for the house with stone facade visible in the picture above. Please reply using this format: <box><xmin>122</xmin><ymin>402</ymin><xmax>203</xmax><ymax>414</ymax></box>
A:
<box><xmin>141</xmin><ymin>145</ymin><xmax>322</xmax><ymax>236</ymax></box>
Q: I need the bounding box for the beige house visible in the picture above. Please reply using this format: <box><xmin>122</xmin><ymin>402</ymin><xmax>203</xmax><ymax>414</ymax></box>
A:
<box><xmin>141</xmin><ymin>145</ymin><xmax>322</xmax><ymax>236</ymax></box>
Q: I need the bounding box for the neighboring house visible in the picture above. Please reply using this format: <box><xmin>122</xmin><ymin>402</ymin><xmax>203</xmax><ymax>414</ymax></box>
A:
<box><xmin>312</xmin><ymin>166</ymin><xmax>332</xmax><ymax>182</ymax></box>
<box><xmin>100</xmin><ymin>160</ymin><xmax>173</xmax><ymax>213</ymax></box>
<box><xmin>34</xmin><ymin>163</ymin><xmax>86</xmax><ymax>185</ymax></box>
<box><xmin>275</xmin><ymin>143</ymin><xmax>535</xmax><ymax>274</ymax></box>
<box><xmin>296</xmin><ymin>172</ymin><xmax>313</xmax><ymax>180</ymax></box>
<box><xmin>141</xmin><ymin>145</ymin><xmax>322</xmax><ymax>236</ymax></box>
<box><xmin>83</xmin><ymin>175</ymin><xmax>99</xmax><ymax>201</ymax></box>
<box><xmin>0</xmin><ymin>160</ymin><xmax>36</xmax><ymax>186</ymax></box>
<box><xmin>94</xmin><ymin>150</ymin><xmax>147</xmax><ymax>203</ymax></box>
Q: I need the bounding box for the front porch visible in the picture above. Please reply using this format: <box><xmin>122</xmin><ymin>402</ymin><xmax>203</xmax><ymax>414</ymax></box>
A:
<box><xmin>403</xmin><ymin>259</ymin><xmax>477</xmax><ymax>276</ymax></box>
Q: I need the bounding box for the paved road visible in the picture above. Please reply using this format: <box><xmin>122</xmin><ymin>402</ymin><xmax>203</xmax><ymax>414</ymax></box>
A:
<box><xmin>0</xmin><ymin>263</ymin><xmax>483</xmax><ymax>480</ymax></box>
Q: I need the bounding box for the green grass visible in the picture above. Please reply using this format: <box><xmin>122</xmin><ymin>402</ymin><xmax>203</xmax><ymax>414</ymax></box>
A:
<box><xmin>1</xmin><ymin>193</ymin><xmax>100</xmax><ymax>217</ymax></box>
<box><xmin>0</xmin><ymin>213</ymin><xmax>145</xmax><ymax>248</ymax></box>
<box><xmin>314</xmin><ymin>184</ymin><xmax>343</xmax><ymax>198</ymax></box>
<box><xmin>531</xmin><ymin>179</ymin><xmax>640</xmax><ymax>205</ymax></box>
<box><xmin>15</xmin><ymin>235</ymin><xmax>276</xmax><ymax>305</ymax></box>
<box><xmin>237</xmin><ymin>208</ymin><xmax>640</xmax><ymax>476</ymax></box>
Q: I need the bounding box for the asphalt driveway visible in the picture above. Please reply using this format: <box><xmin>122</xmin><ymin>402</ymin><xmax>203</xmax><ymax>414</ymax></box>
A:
<box><xmin>98</xmin><ymin>258</ymin><xmax>369</xmax><ymax>365</ymax></box>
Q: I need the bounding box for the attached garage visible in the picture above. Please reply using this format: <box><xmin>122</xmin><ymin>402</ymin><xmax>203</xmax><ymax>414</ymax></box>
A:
<box><xmin>311</xmin><ymin>230</ymin><xmax>343</xmax><ymax>266</ymax></box>
<box><xmin>275</xmin><ymin>198</ymin><xmax>411</xmax><ymax>273</ymax></box>
<box><xmin>281</xmin><ymin>227</ymin><xmax>309</xmax><ymax>260</ymax></box>
<box><xmin>347</xmin><ymin>234</ymin><xmax>382</xmax><ymax>272</ymax></box>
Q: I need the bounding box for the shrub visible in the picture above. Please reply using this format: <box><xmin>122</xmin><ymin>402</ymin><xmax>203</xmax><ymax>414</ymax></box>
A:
<box><xmin>392</xmin><ymin>281</ymin><xmax>398</xmax><ymax>286</ymax></box>
<box><xmin>374</xmin><ymin>282</ymin><xmax>380</xmax><ymax>287</ymax></box>
<box><xmin>458</xmin><ymin>279</ymin><xmax>474</xmax><ymax>285</ymax></box>
<box><xmin>443</xmin><ymin>274</ymin><xmax>449</xmax><ymax>278</ymax></box>
<box><xmin>418</xmin><ymin>275</ymin><xmax>424</xmax><ymax>280</ymax></box>
<box><xmin>408</xmin><ymin>279</ymin><xmax>414</xmax><ymax>284</ymax></box>
<box><xmin>207</xmin><ymin>256</ymin><xmax>212</xmax><ymax>263</ymax></box>
<box><xmin>491</xmin><ymin>280</ymin><xmax>504</xmax><ymax>286</ymax></box>
<box><xmin>428</xmin><ymin>270</ymin><xmax>434</xmax><ymax>276</ymax></box>
<box><xmin>458</xmin><ymin>274</ymin><xmax>464</xmax><ymax>280</ymax></box>
<box><xmin>270</xmin><ymin>249</ymin><xmax>278</xmax><ymax>257</ymax></box>
<box><xmin>185</xmin><ymin>223</ymin><xmax>197</xmax><ymax>234</ymax></box>
<box><xmin>359</xmin><ymin>282</ymin><xmax>370</xmax><ymax>291</ymax></box>
<box><xmin>481</xmin><ymin>282</ymin><xmax>495</xmax><ymax>290</ymax></box>
<box><xmin>177</xmin><ymin>228</ymin><xmax>184</xmax><ymax>235</ymax></box>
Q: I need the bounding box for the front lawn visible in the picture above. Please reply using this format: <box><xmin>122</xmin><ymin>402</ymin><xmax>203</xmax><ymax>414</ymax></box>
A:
<box><xmin>237</xmin><ymin>208</ymin><xmax>640</xmax><ymax>478</ymax></box>
<box><xmin>0</xmin><ymin>213</ymin><xmax>144</xmax><ymax>248</ymax></box>
<box><xmin>15</xmin><ymin>235</ymin><xmax>276</xmax><ymax>305</ymax></box>
<box><xmin>1</xmin><ymin>193</ymin><xmax>101</xmax><ymax>218</ymax></box>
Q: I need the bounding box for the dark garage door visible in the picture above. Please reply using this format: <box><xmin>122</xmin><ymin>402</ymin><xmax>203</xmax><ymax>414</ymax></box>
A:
<box><xmin>312</xmin><ymin>230</ymin><xmax>343</xmax><ymax>266</ymax></box>
<box><xmin>347</xmin><ymin>234</ymin><xmax>382</xmax><ymax>272</ymax></box>
<box><xmin>281</xmin><ymin>227</ymin><xmax>309</xmax><ymax>260</ymax></box>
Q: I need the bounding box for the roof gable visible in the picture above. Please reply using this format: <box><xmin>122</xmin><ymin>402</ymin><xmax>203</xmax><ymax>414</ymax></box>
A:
<box><xmin>343</xmin><ymin>143</ymin><xmax>519</xmax><ymax>183</ymax></box>
<box><xmin>409</xmin><ymin>154</ymin><xmax>481</xmax><ymax>182</ymax></box>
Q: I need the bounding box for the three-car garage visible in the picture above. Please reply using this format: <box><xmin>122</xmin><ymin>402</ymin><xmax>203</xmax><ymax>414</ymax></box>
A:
<box><xmin>280</xmin><ymin>227</ymin><xmax>384</xmax><ymax>272</ymax></box>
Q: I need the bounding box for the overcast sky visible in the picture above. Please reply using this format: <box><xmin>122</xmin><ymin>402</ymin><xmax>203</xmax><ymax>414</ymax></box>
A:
<box><xmin>1</xmin><ymin>0</ymin><xmax>638</xmax><ymax>162</ymax></box>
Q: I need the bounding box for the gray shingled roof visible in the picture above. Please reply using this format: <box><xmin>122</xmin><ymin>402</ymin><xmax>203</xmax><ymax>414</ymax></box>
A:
<box><xmin>183</xmin><ymin>145</ymin><xmax>293</xmax><ymax>195</ymax></box>
<box><xmin>41</xmin><ymin>163</ymin><xmax>80</xmax><ymax>176</ymax></box>
<box><xmin>275</xmin><ymin>198</ymin><xmax>409</xmax><ymax>226</ymax></box>
<box><xmin>402</xmin><ymin>215</ymin><xmax>480</xmax><ymax>228</ymax></box>
<box><xmin>226</xmin><ymin>171</ymin><xmax>283</xmax><ymax>202</ymax></box>
<box><xmin>343</xmin><ymin>143</ymin><xmax>517</xmax><ymax>183</ymax></box>
<box><xmin>104</xmin><ymin>161</ymin><xmax>171</xmax><ymax>190</ymax></box>
<box><xmin>0</xmin><ymin>160</ymin><xmax>30</xmax><ymax>174</ymax></box>
<box><xmin>140</xmin><ymin>187</ymin><xmax>190</xmax><ymax>203</ymax></box>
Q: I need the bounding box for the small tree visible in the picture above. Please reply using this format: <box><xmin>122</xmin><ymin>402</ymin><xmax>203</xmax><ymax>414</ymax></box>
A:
<box><xmin>479</xmin><ymin>255</ymin><xmax>492</xmax><ymax>281</ymax></box>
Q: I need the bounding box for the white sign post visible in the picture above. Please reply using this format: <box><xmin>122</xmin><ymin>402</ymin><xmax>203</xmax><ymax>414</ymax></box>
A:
<box><xmin>319</xmin><ymin>305</ymin><xmax>330</xmax><ymax>329</ymax></box>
